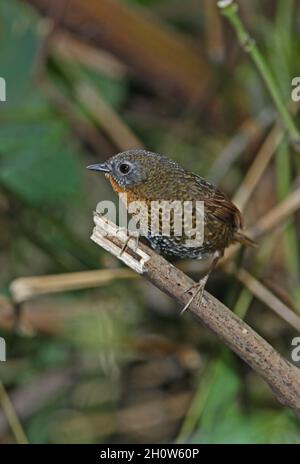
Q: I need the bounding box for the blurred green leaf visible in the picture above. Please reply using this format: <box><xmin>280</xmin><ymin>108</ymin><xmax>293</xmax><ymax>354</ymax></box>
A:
<box><xmin>191</xmin><ymin>359</ymin><xmax>300</xmax><ymax>444</ymax></box>
<box><xmin>0</xmin><ymin>0</ymin><xmax>83</xmax><ymax>207</ymax></box>
<box><xmin>0</xmin><ymin>120</ymin><xmax>82</xmax><ymax>206</ymax></box>
<box><xmin>0</xmin><ymin>0</ymin><xmax>39</xmax><ymax>104</ymax></box>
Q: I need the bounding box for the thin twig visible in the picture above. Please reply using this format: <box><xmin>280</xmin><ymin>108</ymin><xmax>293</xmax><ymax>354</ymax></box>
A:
<box><xmin>234</xmin><ymin>268</ymin><xmax>300</xmax><ymax>332</ymax></box>
<box><xmin>204</xmin><ymin>0</ymin><xmax>224</xmax><ymax>63</ymax></box>
<box><xmin>52</xmin><ymin>31</ymin><xmax>128</xmax><ymax>79</ymax></box>
<box><xmin>0</xmin><ymin>371</ymin><xmax>74</xmax><ymax>436</ymax></box>
<box><xmin>0</xmin><ymin>382</ymin><xmax>29</xmax><ymax>444</ymax></box>
<box><xmin>232</xmin><ymin>123</ymin><xmax>283</xmax><ymax>211</ymax></box>
<box><xmin>209</xmin><ymin>107</ymin><xmax>275</xmax><ymax>184</ymax></box>
<box><xmin>221</xmin><ymin>185</ymin><xmax>300</xmax><ymax>265</ymax></box>
<box><xmin>232</xmin><ymin>102</ymin><xmax>300</xmax><ymax>211</ymax></box>
<box><xmin>76</xmin><ymin>82</ymin><xmax>142</xmax><ymax>150</ymax></box>
<box><xmin>247</xmin><ymin>185</ymin><xmax>300</xmax><ymax>240</ymax></box>
<box><xmin>10</xmin><ymin>268</ymin><xmax>136</xmax><ymax>304</ymax></box>
<box><xmin>41</xmin><ymin>80</ymin><xmax>113</xmax><ymax>155</ymax></box>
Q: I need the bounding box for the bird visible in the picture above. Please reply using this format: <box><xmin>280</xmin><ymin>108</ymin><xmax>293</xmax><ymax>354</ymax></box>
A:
<box><xmin>87</xmin><ymin>149</ymin><xmax>256</xmax><ymax>312</ymax></box>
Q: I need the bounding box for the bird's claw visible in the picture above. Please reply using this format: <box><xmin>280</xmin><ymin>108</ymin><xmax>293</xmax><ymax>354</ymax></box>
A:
<box><xmin>181</xmin><ymin>281</ymin><xmax>206</xmax><ymax>315</ymax></box>
<box><xmin>183</xmin><ymin>282</ymin><xmax>200</xmax><ymax>295</ymax></box>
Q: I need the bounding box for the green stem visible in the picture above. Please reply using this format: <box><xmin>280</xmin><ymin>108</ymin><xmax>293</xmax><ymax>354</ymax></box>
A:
<box><xmin>218</xmin><ymin>0</ymin><xmax>300</xmax><ymax>148</ymax></box>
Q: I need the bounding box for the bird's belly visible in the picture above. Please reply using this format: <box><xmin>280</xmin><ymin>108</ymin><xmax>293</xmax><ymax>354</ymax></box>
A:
<box><xmin>146</xmin><ymin>235</ymin><xmax>213</xmax><ymax>260</ymax></box>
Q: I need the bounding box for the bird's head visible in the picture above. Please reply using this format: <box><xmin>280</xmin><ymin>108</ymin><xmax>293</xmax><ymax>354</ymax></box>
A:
<box><xmin>87</xmin><ymin>149</ymin><xmax>183</xmax><ymax>194</ymax></box>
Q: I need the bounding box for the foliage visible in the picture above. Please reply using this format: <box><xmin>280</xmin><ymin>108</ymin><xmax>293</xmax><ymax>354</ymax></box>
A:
<box><xmin>0</xmin><ymin>0</ymin><xmax>300</xmax><ymax>444</ymax></box>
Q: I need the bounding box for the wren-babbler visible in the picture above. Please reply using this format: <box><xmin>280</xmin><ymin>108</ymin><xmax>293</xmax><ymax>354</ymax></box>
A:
<box><xmin>87</xmin><ymin>149</ymin><xmax>256</xmax><ymax>311</ymax></box>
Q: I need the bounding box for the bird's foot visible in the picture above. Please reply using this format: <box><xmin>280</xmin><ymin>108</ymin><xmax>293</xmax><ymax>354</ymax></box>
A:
<box><xmin>181</xmin><ymin>277</ymin><xmax>208</xmax><ymax>315</ymax></box>
<box><xmin>119</xmin><ymin>231</ymin><xmax>140</xmax><ymax>257</ymax></box>
<box><xmin>181</xmin><ymin>253</ymin><xmax>221</xmax><ymax>315</ymax></box>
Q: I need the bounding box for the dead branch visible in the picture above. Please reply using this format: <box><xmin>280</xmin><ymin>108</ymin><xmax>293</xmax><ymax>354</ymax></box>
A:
<box><xmin>91</xmin><ymin>212</ymin><xmax>300</xmax><ymax>417</ymax></box>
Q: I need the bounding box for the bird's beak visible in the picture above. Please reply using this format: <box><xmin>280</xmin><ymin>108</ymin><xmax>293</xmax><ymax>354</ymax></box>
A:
<box><xmin>86</xmin><ymin>163</ymin><xmax>110</xmax><ymax>173</ymax></box>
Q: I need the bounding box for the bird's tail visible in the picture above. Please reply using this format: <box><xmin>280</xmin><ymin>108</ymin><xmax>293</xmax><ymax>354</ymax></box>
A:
<box><xmin>234</xmin><ymin>231</ymin><xmax>258</xmax><ymax>248</ymax></box>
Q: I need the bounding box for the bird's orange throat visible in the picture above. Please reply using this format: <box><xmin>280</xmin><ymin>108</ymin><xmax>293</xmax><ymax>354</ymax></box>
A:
<box><xmin>106</xmin><ymin>174</ymin><xmax>125</xmax><ymax>194</ymax></box>
<box><xmin>106</xmin><ymin>174</ymin><xmax>142</xmax><ymax>203</ymax></box>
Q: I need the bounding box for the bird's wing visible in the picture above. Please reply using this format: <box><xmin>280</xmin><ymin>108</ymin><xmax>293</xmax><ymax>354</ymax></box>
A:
<box><xmin>194</xmin><ymin>176</ymin><xmax>242</xmax><ymax>230</ymax></box>
<box><xmin>205</xmin><ymin>189</ymin><xmax>242</xmax><ymax>229</ymax></box>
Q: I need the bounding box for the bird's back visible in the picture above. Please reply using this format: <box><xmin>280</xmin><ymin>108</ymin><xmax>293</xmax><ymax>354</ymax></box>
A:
<box><xmin>126</xmin><ymin>168</ymin><xmax>242</xmax><ymax>258</ymax></box>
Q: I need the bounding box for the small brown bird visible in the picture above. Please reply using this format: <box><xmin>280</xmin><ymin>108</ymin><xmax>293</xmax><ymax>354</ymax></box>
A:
<box><xmin>87</xmin><ymin>149</ymin><xmax>256</xmax><ymax>311</ymax></box>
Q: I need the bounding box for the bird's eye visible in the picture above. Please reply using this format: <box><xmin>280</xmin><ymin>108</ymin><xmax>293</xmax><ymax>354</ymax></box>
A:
<box><xmin>119</xmin><ymin>163</ymin><xmax>131</xmax><ymax>174</ymax></box>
